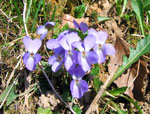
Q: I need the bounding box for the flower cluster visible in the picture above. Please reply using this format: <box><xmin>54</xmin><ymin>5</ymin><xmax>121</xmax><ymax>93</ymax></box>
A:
<box><xmin>23</xmin><ymin>20</ymin><xmax>115</xmax><ymax>98</ymax></box>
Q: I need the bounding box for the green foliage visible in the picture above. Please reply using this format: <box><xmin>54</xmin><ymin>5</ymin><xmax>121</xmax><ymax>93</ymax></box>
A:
<box><xmin>107</xmin><ymin>35</ymin><xmax>150</xmax><ymax>87</ymax></box>
<box><xmin>97</xmin><ymin>16</ymin><xmax>112</xmax><ymax>22</ymax></box>
<box><xmin>103</xmin><ymin>87</ymin><xmax>127</xmax><ymax>97</ymax></box>
<box><xmin>90</xmin><ymin>64</ymin><xmax>100</xmax><ymax>76</ymax></box>
<box><xmin>0</xmin><ymin>84</ymin><xmax>17</xmax><ymax>106</ymax></box>
<box><xmin>110</xmin><ymin>100</ymin><xmax>127</xmax><ymax>114</ymax></box>
<box><xmin>143</xmin><ymin>0</ymin><xmax>150</xmax><ymax>10</ymax></box>
<box><xmin>74</xmin><ymin>4</ymin><xmax>86</xmax><ymax>18</ymax></box>
<box><xmin>120</xmin><ymin>0</ymin><xmax>128</xmax><ymax>17</ymax></box>
<box><xmin>31</xmin><ymin>0</ymin><xmax>43</xmax><ymax>32</ymax></box>
<box><xmin>73</xmin><ymin>105</ymin><xmax>82</xmax><ymax>114</ymax></box>
<box><xmin>93</xmin><ymin>77</ymin><xmax>103</xmax><ymax>93</ymax></box>
<box><xmin>121</xmin><ymin>95</ymin><xmax>143</xmax><ymax>114</ymax></box>
<box><xmin>131</xmin><ymin>0</ymin><xmax>144</xmax><ymax>35</ymax></box>
<box><xmin>37</xmin><ymin>107</ymin><xmax>52</xmax><ymax>114</ymax></box>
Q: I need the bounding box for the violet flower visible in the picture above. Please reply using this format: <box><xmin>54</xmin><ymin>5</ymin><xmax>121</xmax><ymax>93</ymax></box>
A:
<box><xmin>48</xmin><ymin>47</ymin><xmax>65</xmax><ymax>72</ymax></box>
<box><xmin>72</xmin><ymin>34</ymin><xmax>98</xmax><ymax>72</ymax></box>
<box><xmin>73</xmin><ymin>20</ymin><xmax>88</xmax><ymax>33</ymax></box>
<box><xmin>23</xmin><ymin>36</ymin><xmax>42</xmax><ymax>71</ymax></box>
<box><xmin>59</xmin><ymin>32</ymin><xmax>81</xmax><ymax>71</ymax></box>
<box><xmin>88</xmin><ymin>28</ymin><xmax>116</xmax><ymax>63</ymax></box>
<box><xmin>69</xmin><ymin>65</ymin><xmax>88</xmax><ymax>98</ymax></box>
<box><xmin>36</xmin><ymin>21</ymin><xmax>55</xmax><ymax>40</ymax></box>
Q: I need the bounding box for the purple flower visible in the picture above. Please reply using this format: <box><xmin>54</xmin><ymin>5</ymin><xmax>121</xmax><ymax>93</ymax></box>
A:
<box><xmin>23</xmin><ymin>36</ymin><xmax>42</xmax><ymax>71</ymax></box>
<box><xmin>48</xmin><ymin>47</ymin><xmax>65</xmax><ymax>72</ymax></box>
<box><xmin>73</xmin><ymin>20</ymin><xmax>88</xmax><ymax>33</ymax></box>
<box><xmin>46</xmin><ymin>30</ymin><xmax>69</xmax><ymax>50</ymax></box>
<box><xmin>72</xmin><ymin>35</ymin><xmax>98</xmax><ymax>72</ymax></box>
<box><xmin>37</xmin><ymin>21</ymin><xmax>55</xmax><ymax>40</ymax></box>
<box><xmin>88</xmin><ymin>28</ymin><xmax>116</xmax><ymax>63</ymax></box>
<box><xmin>69</xmin><ymin>65</ymin><xmax>88</xmax><ymax>98</ymax></box>
<box><xmin>59</xmin><ymin>32</ymin><xmax>81</xmax><ymax>71</ymax></box>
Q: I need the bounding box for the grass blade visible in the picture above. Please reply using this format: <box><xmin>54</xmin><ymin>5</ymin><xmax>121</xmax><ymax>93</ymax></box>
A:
<box><xmin>31</xmin><ymin>0</ymin><xmax>43</xmax><ymax>32</ymax></box>
<box><xmin>131</xmin><ymin>0</ymin><xmax>144</xmax><ymax>35</ymax></box>
<box><xmin>97</xmin><ymin>16</ymin><xmax>112</xmax><ymax>22</ymax></box>
<box><xmin>25</xmin><ymin>0</ymin><xmax>32</xmax><ymax>24</ymax></box>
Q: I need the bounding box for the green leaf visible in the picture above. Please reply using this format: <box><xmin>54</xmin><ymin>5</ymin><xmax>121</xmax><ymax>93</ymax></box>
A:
<box><xmin>73</xmin><ymin>105</ymin><xmax>82</xmax><ymax>114</ymax></box>
<box><xmin>143</xmin><ymin>0</ymin><xmax>150</xmax><ymax>10</ymax></box>
<box><xmin>93</xmin><ymin>77</ymin><xmax>103</xmax><ymax>93</ymax></box>
<box><xmin>107</xmin><ymin>87</ymin><xmax>127</xmax><ymax>96</ymax></box>
<box><xmin>110</xmin><ymin>100</ymin><xmax>127</xmax><ymax>114</ymax></box>
<box><xmin>90</xmin><ymin>64</ymin><xmax>100</xmax><ymax>76</ymax></box>
<box><xmin>121</xmin><ymin>95</ymin><xmax>143</xmax><ymax>114</ymax></box>
<box><xmin>0</xmin><ymin>84</ymin><xmax>18</xmax><ymax>106</ymax></box>
<box><xmin>120</xmin><ymin>0</ymin><xmax>128</xmax><ymax>17</ymax></box>
<box><xmin>74</xmin><ymin>4</ymin><xmax>86</xmax><ymax>18</ymax></box>
<box><xmin>97</xmin><ymin>16</ymin><xmax>112</xmax><ymax>22</ymax></box>
<box><xmin>37</xmin><ymin>107</ymin><xmax>52</xmax><ymax>114</ymax></box>
<box><xmin>131</xmin><ymin>0</ymin><xmax>144</xmax><ymax>35</ymax></box>
<box><xmin>107</xmin><ymin>35</ymin><xmax>150</xmax><ymax>87</ymax></box>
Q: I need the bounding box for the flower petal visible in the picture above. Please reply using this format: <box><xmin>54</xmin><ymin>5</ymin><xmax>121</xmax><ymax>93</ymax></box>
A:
<box><xmin>73</xmin><ymin>20</ymin><xmax>80</xmax><ymax>29</ymax></box>
<box><xmin>25</xmin><ymin>56</ymin><xmax>35</xmax><ymax>71</ymax></box>
<box><xmin>95</xmin><ymin>48</ymin><xmax>106</xmax><ymax>63</ymax></box>
<box><xmin>40</xmin><ymin>31</ymin><xmax>47</xmax><ymax>40</ymax></box>
<box><xmin>59</xmin><ymin>36</ymin><xmax>70</xmax><ymax>50</ymax></box>
<box><xmin>98</xmin><ymin>31</ymin><xmax>108</xmax><ymax>44</ymax></box>
<box><xmin>51</xmin><ymin>61</ymin><xmax>62</xmax><ymax>72</ymax></box>
<box><xmin>45</xmin><ymin>21</ymin><xmax>55</xmax><ymax>28</ymax></box>
<box><xmin>34</xmin><ymin>54</ymin><xmax>41</xmax><ymax>64</ymax></box>
<box><xmin>64</xmin><ymin>53</ymin><xmax>74</xmax><ymax>71</ymax></box>
<box><xmin>46</xmin><ymin>39</ymin><xmax>60</xmax><ymax>50</ymax></box>
<box><xmin>72</xmin><ymin>41</ymin><xmax>84</xmax><ymax>52</ymax></box>
<box><xmin>23</xmin><ymin>52</ymin><xmax>30</xmax><ymax>65</ymax></box>
<box><xmin>78</xmin><ymin>52</ymin><xmax>91</xmax><ymax>72</ymax></box>
<box><xmin>86</xmin><ymin>51</ymin><xmax>98</xmax><ymax>64</ymax></box>
<box><xmin>80</xmin><ymin>22</ymin><xmax>88</xmax><ymax>33</ymax></box>
<box><xmin>79</xmin><ymin>80</ymin><xmax>88</xmax><ymax>93</ymax></box>
<box><xmin>48</xmin><ymin>55</ymin><xmax>57</xmax><ymax>65</ymax></box>
<box><xmin>102</xmin><ymin>44</ymin><xmax>116</xmax><ymax>55</ymax></box>
<box><xmin>31</xmin><ymin>39</ymin><xmax>42</xmax><ymax>53</ymax></box>
<box><xmin>84</xmin><ymin>35</ymin><xmax>96</xmax><ymax>52</ymax></box>
<box><xmin>66</xmin><ymin>32</ymin><xmax>81</xmax><ymax>49</ymax></box>
<box><xmin>23</xmin><ymin>36</ymin><xmax>33</xmax><ymax>53</ymax></box>
<box><xmin>36</xmin><ymin>25</ymin><xmax>47</xmax><ymax>34</ymax></box>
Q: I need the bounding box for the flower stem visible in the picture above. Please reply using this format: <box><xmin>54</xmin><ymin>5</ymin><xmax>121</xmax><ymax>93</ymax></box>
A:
<box><xmin>38</xmin><ymin>62</ymin><xmax>76</xmax><ymax>114</ymax></box>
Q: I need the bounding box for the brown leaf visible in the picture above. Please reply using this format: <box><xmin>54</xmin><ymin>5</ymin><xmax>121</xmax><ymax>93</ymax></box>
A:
<box><xmin>108</xmin><ymin>38</ymin><xmax>148</xmax><ymax>101</ymax></box>
<box><xmin>61</xmin><ymin>14</ymin><xmax>89</xmax><ymax>28</ymax></box>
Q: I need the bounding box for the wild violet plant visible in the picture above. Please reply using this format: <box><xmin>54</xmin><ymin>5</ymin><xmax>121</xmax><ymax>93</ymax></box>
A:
<box><xmin>23</xmin><ymin>20</ymin><xmax>116</xmax><ymax>99</ymax></box>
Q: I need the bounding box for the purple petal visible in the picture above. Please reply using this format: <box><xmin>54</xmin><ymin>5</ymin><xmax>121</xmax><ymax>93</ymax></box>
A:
<box><xmin>78</xmin><ymin>52</ymin><xmax>91</xmax><ymax>72</ymax></box>
<box><xmin>88</xmin><ymin>28</ymin><xmax>99</xmax><ymax>42</ymax></box>
<box><xmin>64</xmin><ymin>54</ymin><xmax>74</xmax><ymax>71</ymax></box>
<box><xmin>80</xmin><ymin>22</ymin><xmax>88</xmax><ymax>33</ymax></box>
<box><xmin>36</xmin><ymin>25</ymin><xmax>47</xmax><ymax>34</ymax></box>
<box><xmin>48</xmin><ymin>55</ymin><xmax>57</xmax><ymax>65</ymax></box>
<box><xmin>46</xmin><ymin>39</ymin><xmax>60</xmax><ymax>50</ymax></box>
<box><xmin>51</xmin><ymin>61</ymin><xmax>62</xmax><ymax>72</ymax></box>
<box><xmin>66</xmin><ymin>32</ymin><xmax>81</xmax><ymax>49</ymax></box>
<box><xmin>59</xmin><ymin>36</ymin><xmax>70</xmax><ymax>50</ymax></box>
<box><xmin>83</xmin><ymin>35</ymin><xmax>96</xmax><ymax>52</ymax></box>
<box><xmin>23</xmin><ymin>36</ymin><xmax>33</xmax><ymax>53</ymax></box>
<box><xmin>94</xmin><ymin>48</ymin><xmax>106</xmax><ymax>63</ymax></box>
<box><xmin>34</xmin><ymin>54</ymin><xmax>41</xmax><ymax>64</ymax></box>
<box><xmin>40</xmin><ymin>31</ymin><xmax>47</xmax><ymax>40</ymax></box>
<box><xmin>23</xmin><ymin>52</ymin><xmax>30</xmax><ymax>65</ymax></box>
<box><xmin>72</xmin><ymin>41</ymin><xmax>84</xmax><ymax>52</ymax></box>
<box><xmin>31</xmin><ymin>39</ymin><xmax>42</xmax><ymax>53</ymax></box>
<box><xmin>70</xmin><ymin>79</ymin><xmax>88</xmax><ymax>98</ymax></box>
<box><xmin>86</xmin><ymin>51</ymin><xmax>98</xmax><ymax>64</ymax></box>
<box><xmin>73</xmin><ymin>20</ymin><xmax>80</xmax><ymax>29</ymax></box>
<box><xmin>25</xmin><ymin>56</ymin><xmax>35</xmax><ymax>71</ymax></box>
<box><xmin>57</xmin><ymin>30</ymin><xmax>69</xmax><ymax>41</ymax></box>
<box><xmin>69</xmin><ymin>65</ymin><xmax>85</xmax><ymax>78</ymax></box>
<box><xmin>45</xmin><ymin>21</ymin><xmax>55</xmax><ymax>27</ymax></box>
<box><xmin>98</xmin><ymin>31</ymin><xmax>108</xmax><ymax>44</ymax></box>
<box><xmin>102</xmin><ymin>44</ymin><xmax>116</xmax><ymax>55</ymax></box>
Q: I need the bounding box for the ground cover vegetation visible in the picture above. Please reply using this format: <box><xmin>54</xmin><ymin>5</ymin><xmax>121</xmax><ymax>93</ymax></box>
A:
<box><xmin>0</xmin><ymin>0</ymin><xmax>150</xmax><ymax>113</ymax></box>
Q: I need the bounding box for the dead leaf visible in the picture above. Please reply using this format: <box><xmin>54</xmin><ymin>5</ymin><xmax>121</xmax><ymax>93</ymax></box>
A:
<box><xmin>61</xmin><ymin>14</ymin><xmax>89</xmax><ymax>28</ymax></box>
<box><xmin>108</xmin><ymin>38</ymin><xmax>148</xmax><ymax>101</ymax></box>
